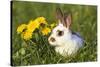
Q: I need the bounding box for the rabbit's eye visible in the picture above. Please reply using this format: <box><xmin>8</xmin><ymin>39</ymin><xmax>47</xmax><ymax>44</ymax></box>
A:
<box><xmin>57</xmin><ymin>30</ymin><xmax>64</xmax><ymax>36</ymax></box>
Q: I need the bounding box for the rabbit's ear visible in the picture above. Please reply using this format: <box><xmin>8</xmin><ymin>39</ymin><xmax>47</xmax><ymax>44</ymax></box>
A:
<box><xmin>56</xmin><ymin>8</ymin><xmax>65</xmax><ymax>25</ymax></box>
<box><xmin>64</xmin><ymin>13</ymin><xmax>72</xmax><ymax>28</ymax></box>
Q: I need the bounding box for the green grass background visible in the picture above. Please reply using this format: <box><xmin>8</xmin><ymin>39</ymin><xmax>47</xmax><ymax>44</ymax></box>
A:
<box><xmin>11</xmin><ymin>1</ymin><xmax>97</xmax><ymax>66</ymax></box>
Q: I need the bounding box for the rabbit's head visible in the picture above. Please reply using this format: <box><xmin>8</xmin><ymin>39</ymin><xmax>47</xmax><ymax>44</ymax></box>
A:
<box><xmin>48</xmin><ymin>8</ymin><xmax>72</xmax><ymax>46</ymax></box>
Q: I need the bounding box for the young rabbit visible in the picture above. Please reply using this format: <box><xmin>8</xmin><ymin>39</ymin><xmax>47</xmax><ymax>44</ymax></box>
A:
<box><xmin>48</xmin><ymin>8</ymin><xmax>84</xmax><ymax>56</ymax></box>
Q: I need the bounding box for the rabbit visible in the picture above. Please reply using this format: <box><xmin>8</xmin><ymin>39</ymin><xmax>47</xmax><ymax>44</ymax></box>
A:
<box><xmin>48</xmin><ymin>8</ymin><xmax>84</xmax><ymax>56</ymax></box>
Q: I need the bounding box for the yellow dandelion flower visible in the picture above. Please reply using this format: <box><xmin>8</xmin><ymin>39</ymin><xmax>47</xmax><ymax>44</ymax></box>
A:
<box><xmin>36</xmin><ymin>17</ymin><xmax>47</xmax><ymax>24</ymax></box>
<box><xmin>27</xmin><ymin>20</ymin><xmax>40</xmax><ymax>32</ymax></box>
<box><xmin>17</xmin><ymin>24</ymin><xmax>27</xmax><ymax>34</ymax></box>
<box><xmin>42</xmin><ymin>27</ymin><xmax>51</xmax><ymax>35</ymax></box>
<box><xmin>50</xmin><ymin>23</ymin><xmax>56</xmax><ymax>28</ymax></box>
<box><xmin>21</xmin><ymin>30</ymin><xmax>32</xmax><ymax>40</ymax></box>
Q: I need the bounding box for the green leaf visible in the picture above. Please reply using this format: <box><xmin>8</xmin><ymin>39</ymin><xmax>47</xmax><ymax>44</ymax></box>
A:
<box><xmin>19</xmin><ymin>48</ymin><xmax>26</xmax><ymax>55</ymax></box>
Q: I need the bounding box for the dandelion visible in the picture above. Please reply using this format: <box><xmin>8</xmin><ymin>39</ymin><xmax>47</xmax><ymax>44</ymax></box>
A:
<box><xmin>42</xmin><ymin>27</ymin><xmax>51</xmax><ymax>35</ymax></box>
<box><xmin>27</xmin><ymin>20</ymin><xmax>40</xmax><ymax>32</ymax></box>
<box><xmin>27</xmin><ymin>17</ymin><xmax>47</xmax><ymax>32</ymax></box>
<box><xmin>17</xmin><ymin>17</ymin><xmax>51</xmax><ymax>40</ymax></box>
<box><xmin>21</xmin><ymin>30</ymin><xmax>32</xmax><ymax>40</ymax></box>
<box><xmin>50</xmin><ymin>23</ymin><xmax>56</xmax><ymax>28</ymax></box>
<box><xmin>17</xmin><ymin>24</ymin><xmax>27</xmax><ymax>34</ymax></box>
<box><xmin>36</xmin><ymin>17</ymin><xmax>47</xmax><ymax>24</ymax></box>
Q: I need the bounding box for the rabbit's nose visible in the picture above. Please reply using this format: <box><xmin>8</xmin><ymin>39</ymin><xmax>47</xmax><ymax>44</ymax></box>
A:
<box><xmin>50</xmin><ymin>37</ymin><xmax>55</xmax><ymax>42</ymax></box>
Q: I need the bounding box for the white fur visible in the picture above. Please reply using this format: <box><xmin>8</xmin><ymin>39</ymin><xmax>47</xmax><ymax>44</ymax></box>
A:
<box><xmin>48</xmin><ymin>23</ymin><xmax>83</xmax><ymax>56</ymax></box>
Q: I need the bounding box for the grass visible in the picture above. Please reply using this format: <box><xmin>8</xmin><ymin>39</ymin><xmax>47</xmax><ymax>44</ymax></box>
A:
<box><xmin>11</xmin><ymin>1</ymin><xmax>97</xmax><ymax>66</ymax></box>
